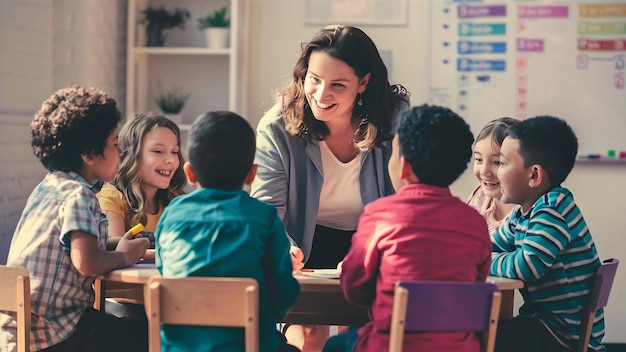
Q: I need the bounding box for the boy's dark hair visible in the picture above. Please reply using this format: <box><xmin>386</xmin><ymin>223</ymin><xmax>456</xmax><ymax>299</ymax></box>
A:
<box><xmin>506</xmin><ymin>115</ymin><xmax>578</xmax><ymax>187</ymax></box>
<box><xmin>398</xmin><ymin>104</ymin><xmax>474</xmax><ymax>187</ymax></box>
<box><xmin>31</xmin><ymin>86</ymin><xmax>122</xmax><ymax>172</ymax></box>
<box><xmin>187</xmin><ymin>111</ymin><xmax>255</xmax><ymax>190</ymax></box>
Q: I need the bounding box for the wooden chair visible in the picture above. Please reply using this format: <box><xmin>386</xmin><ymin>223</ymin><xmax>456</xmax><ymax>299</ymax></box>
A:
<box><xmin>0</xmin><ymin>265</ymin><xmax>31</xmax><ymax>352</ymax></box>
<box><xmin>389</xmin><ymin>281</ymin><xmax>501</xmax><ymax>352</ymax></box>
<box><xmin>144</xmin><ymin>276</ymin><xmax>259</xmax><ymax>352</ymax></box>
<box><xmin>577</xmin><ymin>258</ymin><xmax>619</xmax><ymax>352</ymax></box>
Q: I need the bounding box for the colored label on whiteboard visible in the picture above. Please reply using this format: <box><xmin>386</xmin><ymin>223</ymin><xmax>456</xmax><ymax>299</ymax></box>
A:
<box><xmin>457</xmin><ymin>58</ymin><xmax>506</xmax><ymax>72</ymax></box>
<box><xmin>458</xmin><ymin>5</ymin><xmax>506</xmax><ymax>18</ymax></box>
<box><xmin>517</xmin><ymin>38</ymin><xmax>545</xmax><ymax>52</ymax></box>
<box><xmin>518</xmin><ymin>6</ymin><xmax>569</xmax><ymax>18</ymax></box>
<box><xmin>458</xmin><ymin>40</ymin><xmax>507</xmax><ymax>54</ymax></box>
<box><xmin>459</xmin><ymin>23</ymin><xmax>506</xmax><ymax>36</ymax></box>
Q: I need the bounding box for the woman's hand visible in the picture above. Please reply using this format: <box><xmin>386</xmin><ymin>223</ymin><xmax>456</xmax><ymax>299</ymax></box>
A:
<box><xmin>290</xmin><ymin>246</ymin><xmax>305</xmax><ymax>272</ymax></box>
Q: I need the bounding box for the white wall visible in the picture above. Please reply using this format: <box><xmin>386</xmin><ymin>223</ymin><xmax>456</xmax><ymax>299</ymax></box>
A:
<box><xmin>0</xmin><ymin>0</ymin><xmax>52</xmax><ymax>262</ymax></box>
<box><xmin>0</xmin><ymin>0</ymin><xmax>125</xmax><ymax>262</ymax></box>
<box><xmin>246</xmin><ymin>0</ymin><xmax>626</xmax><ymax>343</ymax></box>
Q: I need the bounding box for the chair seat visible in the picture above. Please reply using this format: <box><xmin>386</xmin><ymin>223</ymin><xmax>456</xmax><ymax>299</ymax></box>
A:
<box><xmin>144</xmin><ymin>276</ymin><xmax>259</xmax><ymax>352</ymax></box>
<box><xmin>389</xmin><ymin>280</ymin><xmax>501</xmax><ymax>352</ymax></box>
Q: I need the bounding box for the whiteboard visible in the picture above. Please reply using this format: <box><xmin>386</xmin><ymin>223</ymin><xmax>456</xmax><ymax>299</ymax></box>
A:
<box><xmin>428</xmin><ymin>0</ymin><xmax>626</xmax><ymax>155</ymax></box>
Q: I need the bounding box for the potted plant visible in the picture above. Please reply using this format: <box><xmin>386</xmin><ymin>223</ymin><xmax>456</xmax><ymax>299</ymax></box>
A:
<box><xmin>197</xmin><ymin>6</ymin><xmax>230</xmax><ymax>49</ymax></box>
<box><xmin>138</xmin><ymin>6</ymin><xmax>190</xmax><ymax>47</ymax></box>
<box><xmin>154</xmin><ymin>83</ymin><xmax>189</xmax><ymax>124</ymax></box>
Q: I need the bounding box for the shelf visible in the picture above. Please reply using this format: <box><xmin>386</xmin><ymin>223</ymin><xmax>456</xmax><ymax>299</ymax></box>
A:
<box><xmin>131</xmin><ymin>47</ymin><xmax>231</xmax><ymax>55</ymax></box>
<box><xmin>576</xmin><ymin>158</ymin><xmax>626</xmax><ymax>164</ymax></box>
<box><xmin>126</xmin><ymin>0</ymin><xmax>248</xmax><ymax>131</ymax></box>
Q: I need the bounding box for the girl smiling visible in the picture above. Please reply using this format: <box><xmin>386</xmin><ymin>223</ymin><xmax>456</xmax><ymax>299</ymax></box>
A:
<box><xmin>98</xmin><ymin>112</ymin><xmax>187</xmax><ymax>247</ymax></box>
<box><xmin>467</xmin><ymin>117</ymin><xmax>519</xmax><ymax>233</ymax></box>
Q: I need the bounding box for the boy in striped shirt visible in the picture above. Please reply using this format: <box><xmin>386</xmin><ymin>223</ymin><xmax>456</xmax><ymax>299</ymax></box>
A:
<box><xmin>491</xmin><ymin>115</ymin><xmax>605</xmax><ymax>351</ymax></box>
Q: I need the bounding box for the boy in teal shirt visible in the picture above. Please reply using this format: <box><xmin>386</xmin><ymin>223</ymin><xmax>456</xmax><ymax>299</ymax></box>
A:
<box><xmin>155</xmin><ymin>111</ymin><xmax>300</xmax><ymax>352</ymax></box>
<box><xmin>491</xmin><ymin>115</ymin><xmax>604</xmax><ymax>351</ymax></box>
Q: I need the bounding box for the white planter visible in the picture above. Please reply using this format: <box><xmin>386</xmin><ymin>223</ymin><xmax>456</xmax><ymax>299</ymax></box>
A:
<box><xmin>203</xmin><ymin>28</ymin><xmax>230</xmax><ymax>49</ymax></box>
<box><xmin>163</xmin><ymin>112</ymin><xmax>182</xmax><ymax>125</ymax></box>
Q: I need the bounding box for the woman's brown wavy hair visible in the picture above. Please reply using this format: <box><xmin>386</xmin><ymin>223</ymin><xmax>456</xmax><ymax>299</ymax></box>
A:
<box><xmin>278</xmin><ymin>24</ymin><xmax>409</xmax><ymax>150</ymax></box>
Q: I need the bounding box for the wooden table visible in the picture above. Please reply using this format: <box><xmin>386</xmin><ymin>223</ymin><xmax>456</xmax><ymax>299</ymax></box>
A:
<box><xmin>95</xmin><ymin>265</ymin><xmax>523</xmax><ymax>325</ymax></box>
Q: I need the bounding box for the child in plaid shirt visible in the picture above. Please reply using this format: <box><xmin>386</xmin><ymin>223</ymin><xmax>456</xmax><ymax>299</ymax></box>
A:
<box><xmin>0</xmin><ymin>86</ymin><xmax>150</xmax><ymax>352</ymax></box>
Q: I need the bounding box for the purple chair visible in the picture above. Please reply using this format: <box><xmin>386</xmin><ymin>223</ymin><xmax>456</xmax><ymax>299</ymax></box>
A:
<box><xmin>577</xmin><ymin>258</ymin><xmax>619</xmax><ymax>352</ymax></box>
<box><xmin>389</xmin><ymin>281</ymin><xmax>501</xmax><ymax>352</ymax></box>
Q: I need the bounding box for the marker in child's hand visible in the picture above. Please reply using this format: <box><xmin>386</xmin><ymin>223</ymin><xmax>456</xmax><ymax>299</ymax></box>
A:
<box><xmin>129</xmin><ymin>223</ymin><xmax>144</xmax><ymax>238</ymax></box>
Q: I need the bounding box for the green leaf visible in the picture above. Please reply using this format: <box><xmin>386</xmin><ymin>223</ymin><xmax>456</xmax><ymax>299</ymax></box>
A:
<box><xmin>139</xmin><ymin>6</ymin><xmax>190</xmax><ymax>30</ymax></box>
<box><xmin>197</xmin><ymin>6</ymin><xmax>230</xmax><ymax>29</ymax></box>
<box><xmin>153</xmin><ymin>82</ymin><xmax>189</xmax><ymax>114</ymax></box>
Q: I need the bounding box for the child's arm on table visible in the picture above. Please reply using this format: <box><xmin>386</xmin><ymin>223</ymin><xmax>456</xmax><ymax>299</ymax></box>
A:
<box><xmin>70</xmin><ymin>230</ymin><xmax>150</xmax><ymax>276</ymax></box>
<box><xmin>105</xmin><ymin>220</ymin><xmax>146</xmax><ymax>251</ymax></box>
<box><xmin>491</xmin><ymin>218</ymin><xmax>518</xmax><ymax>253</ymax></box>
<box><xmin>491</xmin><ymin>208</ymin><xmax>569</xmax><ymax>281</ymax></box>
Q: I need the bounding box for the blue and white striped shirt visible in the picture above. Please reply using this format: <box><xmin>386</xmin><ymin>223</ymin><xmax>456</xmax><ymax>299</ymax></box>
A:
<box><xmin>491</xmin><ymin>187</ymin><xmax>605</xmax><ymax>351</ymax></box>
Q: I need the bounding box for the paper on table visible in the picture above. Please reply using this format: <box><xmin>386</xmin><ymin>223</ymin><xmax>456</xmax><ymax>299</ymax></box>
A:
<box><xmin>138</xmin><ymin>249</ymin><xmax>155</xmax><ymax>264</ymax></box>
<box><xmin>298</xmin><ymin>269</ymin><xmax>340</xmax><ymax>279</ymax></box>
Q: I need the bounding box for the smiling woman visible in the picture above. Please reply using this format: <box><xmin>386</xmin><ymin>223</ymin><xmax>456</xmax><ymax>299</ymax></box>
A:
<box><xmin>250</xmin><ymin>24</ymin><xmax>410</xmax><ymax>352</ymax></box>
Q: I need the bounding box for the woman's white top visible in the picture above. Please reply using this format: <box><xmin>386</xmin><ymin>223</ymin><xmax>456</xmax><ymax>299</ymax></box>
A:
<box><xmin>316</xmin><ymin>140</ymin><xmax>363</xmax><ymax>231</ymax></box>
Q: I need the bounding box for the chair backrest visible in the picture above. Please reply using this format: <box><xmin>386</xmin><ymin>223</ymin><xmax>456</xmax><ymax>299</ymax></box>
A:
<box><xmin>144</xmin><ymin>276</ymin><xmax>259</xmax><ymax>352</ymax></box>
<box><xmin>577</xmin><ymin>258</ymin><xmax>619</xmax><ymax>352</ymax></box>
<box><xmin>0</xmin><ymin>265</ymin><xmax>31</xmax><ymax>352</ymax></box>
<box><xmin>389</xmin><ymin>280</ymin><xmax>501</xmax><ymax>352</ymax></box>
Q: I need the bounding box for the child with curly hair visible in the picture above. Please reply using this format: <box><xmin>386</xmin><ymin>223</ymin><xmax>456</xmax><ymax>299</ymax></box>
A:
<box><xmin>0</xmin><ymin>86</ymin><xmax>150</xmax><ymax>352</ymax></box>
<box><xmin>325</xmin><ymin>104</ymin><xmax>491</xmax><ymax>352</ymax></box>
